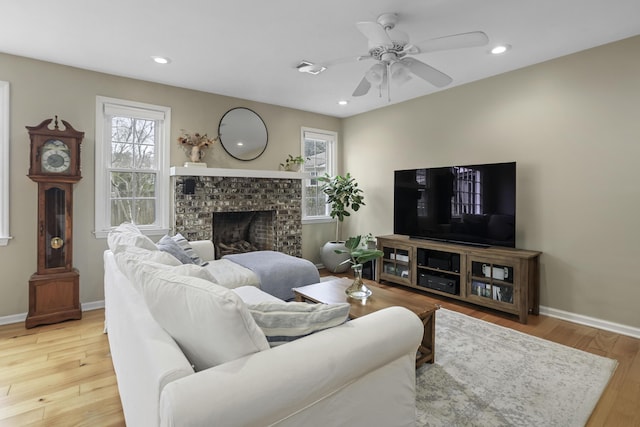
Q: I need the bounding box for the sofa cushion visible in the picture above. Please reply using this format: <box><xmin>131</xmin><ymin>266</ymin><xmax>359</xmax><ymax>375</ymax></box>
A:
<box><xmin>115</xmin><ymin>246</ymin><xmax>182</xmax><ymax>268</ymax></box>
<box><xmin>107</xmin><ymin>222</ymin><xmax>158</xmax><ymax>253</ymax></box>
<box><xmin>114</xmin><ymin>249</ymin><xmax>184</xmax><ymax>292</ymax></box>
<box><xmin>136</xmin><ymin>259</ymin><xmax>217</xmax><ymax>283</ymax></box>
<box><xmin>116</xmin><ymin>253</ymin><xmax>217</xmax><ymax>287</ymax></box>
<box><xmin>172</xmin><ymin>233</ymin><xmax>208</xmax><ymax>266</ymax></box>
<box><xmin>133</xmin><ymin>262</ymin><xmax>269</xmax><ymax>371</ymax></box>
<box><xmin>156</xmin><ymin>235</ymin><xmax>195</xmax><ymax>265</ymax></box>
<box><xmin>233</xmin><ymin>285</ymin><xmax>283</xmax><ymax>304</ymax></box>
<box><xmin>204</xmin><ymin>259</ymin><xmax>260</xmax><ymax>289</ymax></box>
<box><xmin>247</xmin><ymin>301</ymin><xmax>350</xmax><ymax>346</ymax></box>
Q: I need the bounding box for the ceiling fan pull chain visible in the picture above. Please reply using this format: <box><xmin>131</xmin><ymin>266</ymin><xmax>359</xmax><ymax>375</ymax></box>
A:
<box><xmin>387</xmin><ymin>62</ymin><xmax>392</xmax><ymax>102</ymax></box>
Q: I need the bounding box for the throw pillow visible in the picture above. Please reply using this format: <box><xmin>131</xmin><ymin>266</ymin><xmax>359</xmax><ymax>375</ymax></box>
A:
<box><xmin>204</xmin><ymin>259</ymin><xmax>260</xmax><ymax>289</ymax></box>
<box><xmin>171</xmin><ymin>233</ymin><xmax>208</xmax><ymax>266</ymax></box>
<box><xmin>107</xmin><ymin>222</ymin><xmax>157</xmax><ymax>253</ymax></box>
<box><xmin>133</xmin><ymin>262</ymin><xmax>269</xmax><ymax>371</ymax></box>
<box><xmin>156</xmin><ymin>235</ymin><xmax>195</xmax><ymax>264</ymax></box>
<box><xmin>247</xmin><ymin>301</ymin><xmax>350</xmax><ymax>346</ymax></box>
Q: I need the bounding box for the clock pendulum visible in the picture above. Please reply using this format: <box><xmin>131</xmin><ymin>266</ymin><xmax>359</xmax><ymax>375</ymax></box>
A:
<box><xmin>26</xmin><ymin>116</ymin><xmax>84</xmax><ymax>328</ymax></box>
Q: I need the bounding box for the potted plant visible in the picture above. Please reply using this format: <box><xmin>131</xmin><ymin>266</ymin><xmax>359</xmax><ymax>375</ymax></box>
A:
<box><xmin>318</xmin><ymin>172</ymin><xmax>365</xmax><ymax>272</ymax></box>
<box><xmin>279</xmin><ymin>154</ymin><xmax>307</xmax><ymax>171</ymax></box>
<box><xmin>363</xmin><ymin>233</ymin><xmax>377</xmax><ymax>250</ymax></box>
<box><xmin>336</xmin><ymin>235</ymin><xmax>383</xmax><ymax>299</ymax></box>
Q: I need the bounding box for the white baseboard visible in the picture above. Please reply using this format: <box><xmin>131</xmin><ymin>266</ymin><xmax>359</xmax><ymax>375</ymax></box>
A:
<box><xmin>81</xmin><ymin>300</ymin><xmax>105</xmax><ymax>311</ymax></box>
<box><xmin>0</xmin><ymin>312</ymin><xmax>26</xmax><ymax>326</ymax></box>
<box><xmin>1</xmin><ymin>299</ymin><xmax>637</xmax><ymax>339</ymax></box>
<box><xmin>0</xmin><ymin>300</ymin><xmax>105</xmax><ymax>326</ymax></box>
<box><xmin>540</xmin><ymin>305</ymin><xmax>640</xmax><ymax>339</ymax></box>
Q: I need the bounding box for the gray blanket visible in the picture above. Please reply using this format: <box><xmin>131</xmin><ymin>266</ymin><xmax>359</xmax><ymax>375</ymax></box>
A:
<box><xmin>223</xmin><ymin>251</ymin><xmax>320</xmax><ymax>301</ymax></box>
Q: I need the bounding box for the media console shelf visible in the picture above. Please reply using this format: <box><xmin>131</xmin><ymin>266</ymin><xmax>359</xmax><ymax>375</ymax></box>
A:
<box><xmin>376</xmin><ymin>235</ymin><xmax>541</xmax><ymax>323</ymax></box>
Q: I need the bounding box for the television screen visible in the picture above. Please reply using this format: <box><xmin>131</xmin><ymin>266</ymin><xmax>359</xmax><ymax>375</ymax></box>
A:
<box><xmin>394</xmin><ymin>162</ymin><xmax>516</xmax><ymax>247</ymax></box>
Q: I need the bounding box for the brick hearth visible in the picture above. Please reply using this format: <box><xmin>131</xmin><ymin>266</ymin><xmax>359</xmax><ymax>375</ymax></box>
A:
<box><xmin>173</xmin><ymin>172</ymin><xmax>302</xmax><ymax>258</ymax></box>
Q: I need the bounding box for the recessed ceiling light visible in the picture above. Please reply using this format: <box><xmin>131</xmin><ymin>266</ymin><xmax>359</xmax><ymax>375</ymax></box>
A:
<box><xmin>490</xmin><ymin>45</ymin><xmax>511</xmax><ymax>55</ymax></box>
<box><xmin>152</xmin><ymin>56</ymin><xmax>171</xmax><ymax>64</ymax></box>
<box><xmin>338</xmin><ymin>100</ymin><xmax>348</xmax><ymax>106</ymax></box>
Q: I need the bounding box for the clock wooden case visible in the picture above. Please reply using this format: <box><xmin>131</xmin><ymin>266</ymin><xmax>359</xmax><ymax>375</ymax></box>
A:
<box><xmin>26</xmin><ymin>117</ymin><xmax>84</xmax><ymax>328</ymax></box>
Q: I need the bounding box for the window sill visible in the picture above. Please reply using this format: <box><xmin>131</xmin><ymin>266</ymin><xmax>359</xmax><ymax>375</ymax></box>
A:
<box><xmin>93</xmin><ymin>227</ymin><xmax>170</xmax><ymax>239</ymax></box>
<box><xmin>302</xmin><ymin>217</ymin><xmax>335</xmax><ymax>225</ymax></box>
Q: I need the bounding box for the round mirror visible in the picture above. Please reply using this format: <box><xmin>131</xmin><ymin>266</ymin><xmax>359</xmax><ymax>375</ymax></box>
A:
<box><xmin>218</xmin><ymin>107</ymin><xmax>268</xmax><ymax>161</ymax></box>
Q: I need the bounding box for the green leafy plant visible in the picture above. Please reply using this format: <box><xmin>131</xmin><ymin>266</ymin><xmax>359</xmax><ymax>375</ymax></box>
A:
<box><xmin>280</xmin><ymin>154</ymin><xmax>307</xmax><ymax>170</ymax></box>
<box><xmin>363</xmin><ymin>233</ymin><xmax>376</xmax><ymax>248</ymax></box>
<box><xmin>336</xmin><ymin>235</ymin><xmax>383</xmax><ymax>267</ymax></box>
<box><xmin>318</xmin><ymin>173</ymin><xmax>365</xmax><ymax>241</ymax></box>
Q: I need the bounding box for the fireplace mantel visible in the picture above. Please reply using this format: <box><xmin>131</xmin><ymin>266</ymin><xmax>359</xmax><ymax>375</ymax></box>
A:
<box><xmin>170</xmin><ymin>166</ymin><xmax>307</xmax><ymax>180</ymax></box>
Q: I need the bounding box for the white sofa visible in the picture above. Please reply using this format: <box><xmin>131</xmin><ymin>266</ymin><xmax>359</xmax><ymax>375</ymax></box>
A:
<box><xmin>104</xmin><ymin>227</ymin><xmax>423</xmax><ymax>427</ymax></box>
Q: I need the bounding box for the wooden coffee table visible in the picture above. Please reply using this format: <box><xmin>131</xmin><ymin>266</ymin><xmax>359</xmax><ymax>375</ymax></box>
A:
<box><xmin>293</xmin><ymin>277</ymin><xmax>439</xmax><ymax>367</ymax></box>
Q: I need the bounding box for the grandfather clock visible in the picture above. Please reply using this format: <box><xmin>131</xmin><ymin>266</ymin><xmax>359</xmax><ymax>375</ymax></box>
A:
<box><xmin>26</xmin><ymin>117</ymin><xmax>83</xmax><ymax>328</ymax></box>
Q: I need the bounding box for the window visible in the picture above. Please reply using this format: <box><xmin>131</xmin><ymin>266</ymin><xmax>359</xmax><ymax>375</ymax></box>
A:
<box><xmin>301</xmin><ymin>128</ymin><xmax>336</xmax><ymax>223</ymax></box>
<box><xmin>0</xmin><ymin>81</ymin><xmax>9</xmax><ymax>246</ymax></box>
<box><xmin>451</xmin><ymin>167</ymin><xmax>482</xmax><ymax>217</ymax></box>
<box><xmin>94</xmin><ymin>96</ymin><xmax>170</xmax><ymax>238</ymax></box>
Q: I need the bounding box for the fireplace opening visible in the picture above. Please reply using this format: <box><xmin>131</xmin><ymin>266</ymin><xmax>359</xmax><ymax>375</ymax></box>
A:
<box><xmin>212</xmin><ymin>210</ymin><xmax>275</xmax><ymax>258</ymax></box>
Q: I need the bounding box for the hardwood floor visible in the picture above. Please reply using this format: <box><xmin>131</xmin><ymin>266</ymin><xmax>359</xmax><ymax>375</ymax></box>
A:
<box><xmin>1</xmin><ymin>287</ymin><xmax>638</xmax><ymax>426</ymax></box>
<box><xmin>0</xmin><ymin>310</ymin><xmax>124</xmax><ymax>426</ymax></box>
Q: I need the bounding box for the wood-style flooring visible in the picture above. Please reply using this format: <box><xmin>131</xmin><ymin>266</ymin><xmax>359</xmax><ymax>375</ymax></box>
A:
<box><xmin>1</xmin><ymin>283</ymin><xmax>638</xmax><ymax>426</ymax></box>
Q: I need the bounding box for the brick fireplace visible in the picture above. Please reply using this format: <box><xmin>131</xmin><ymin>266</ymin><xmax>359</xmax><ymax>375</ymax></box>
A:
<box><xmin>171</xmin><ymin>167</ymin><xmax>304</xmax><ymax>258</ymax></box>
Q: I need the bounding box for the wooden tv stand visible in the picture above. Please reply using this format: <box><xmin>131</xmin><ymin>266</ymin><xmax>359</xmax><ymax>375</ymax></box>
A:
<box><xmin>376</xmin><ymin>235</ymin><xmax>541</xmax><ymax>323</ymax></box>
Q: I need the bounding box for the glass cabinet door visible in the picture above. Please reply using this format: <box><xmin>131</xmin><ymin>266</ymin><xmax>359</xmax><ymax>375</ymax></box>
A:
<box><xmin>380</xmin><ymin>244</ymin><xmax>412</xmax><ymax>285</ymax></box>
<box><xmin>468</xmin><ymin>259</ymin><xmax>516</xmax><ymax>307</ymax></box>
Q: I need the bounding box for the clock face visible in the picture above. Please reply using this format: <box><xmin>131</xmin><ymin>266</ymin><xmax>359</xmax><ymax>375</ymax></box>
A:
<box><xmin>41</xmin><ymin>139</ymin><xmax>71</xmax><ymax>173</ymax></box>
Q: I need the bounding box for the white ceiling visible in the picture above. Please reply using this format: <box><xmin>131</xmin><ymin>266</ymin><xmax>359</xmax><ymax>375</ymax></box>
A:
<box><xmin>1</xmin><ymin>1</ymin><xmax>639</xmax><ymax>118</ymax></box>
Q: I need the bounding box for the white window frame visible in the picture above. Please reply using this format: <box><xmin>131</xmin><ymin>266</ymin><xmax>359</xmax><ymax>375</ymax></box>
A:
<box><xmin>0</xmin><ymin>81</ymin><xmax>10</xmax><ymax>246</ymax></box>
<box><xmin>94</xmin><ymin>96</ymin><xmax>171</xmax><ymax>238</ymax></box>
<box><xmin>301</xmin><ymin>127</ymin><xmax>337</xmax><ymax>224</ymax></box>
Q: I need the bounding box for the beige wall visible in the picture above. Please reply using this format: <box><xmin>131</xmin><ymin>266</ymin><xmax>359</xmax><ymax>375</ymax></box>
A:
<box><xmin>2</xmin><ymin>35</ymin><xmax>639</xmax><ymax>329</ymax></box>
<box><xmin>341</xmin><ymin>35</ymin><xmax>640</xmax><ymax>328</ymax></box>
<box><xmin>0</xmin><ymin>53</ymin><xmax>339</xmax><ymax>318</ymax></box>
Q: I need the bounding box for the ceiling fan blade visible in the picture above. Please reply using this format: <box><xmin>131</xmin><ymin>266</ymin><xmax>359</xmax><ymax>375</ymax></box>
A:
<box><xmin>356</xmin><ymin>21</ymin><xmax>393</xmax><ymax>47</ymax></box>
<box><xmin>352</xmin><ymin>75</ymin><xmax>372</xmax><ymax>97</ymax></box>
<box><xmin>416</xmin><ymin>31</ymin><xmax>489</xmax><ymax>53</ymax></box>
<box><xmin>402</xmin><ymin>57</ymin><xmax>452</xmax><ymax>88</ymax></box>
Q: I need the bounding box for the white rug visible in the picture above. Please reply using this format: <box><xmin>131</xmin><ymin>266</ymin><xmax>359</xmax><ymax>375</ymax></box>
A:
<box><xmin>415</xmin><ymin>309</ymin><xmax>617</xmax><ymax>427</ymax></box>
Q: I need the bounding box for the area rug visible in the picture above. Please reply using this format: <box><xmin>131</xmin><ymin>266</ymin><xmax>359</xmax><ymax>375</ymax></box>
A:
<box><xmin>415</xmin><ymin>309</ymin><xmax>617</xmax><ymax>427</ymax></box>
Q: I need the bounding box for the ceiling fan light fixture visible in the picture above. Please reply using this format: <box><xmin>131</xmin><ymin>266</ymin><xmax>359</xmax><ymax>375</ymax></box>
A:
<box><xmin>390</xmin><ymin>62</ymin><xmax>411</xmax><ymax>85</ymax></box>
<box><xmin>366</xmin><ymin>63</ymin><xmax>386</xmax><ymax>85</ymax></box>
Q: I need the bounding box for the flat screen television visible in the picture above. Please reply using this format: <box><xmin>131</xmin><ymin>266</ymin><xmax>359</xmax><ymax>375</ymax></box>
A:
<box><xmin>394</xmin><ymin>162</ymin><xmax>516</xmax><ymax>248</ymax></box>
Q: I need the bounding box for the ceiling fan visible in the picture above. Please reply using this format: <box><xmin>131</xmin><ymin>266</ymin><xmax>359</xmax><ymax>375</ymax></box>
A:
<box><xmin>343</xmin><ymin>13</ymin><xmax>489</xmax><ymax>100</ymax></box>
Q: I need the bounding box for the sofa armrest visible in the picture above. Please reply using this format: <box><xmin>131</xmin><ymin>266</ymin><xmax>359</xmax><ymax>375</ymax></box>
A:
<box><xmin>188</xmin><ymin>240</ymin><xmax>215</xmax><ymax>262</ymax></box>
<box><xmin>159</xmin><ymin>306</ymin><xmax>423</xmax><ymax>427</ymax></box>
